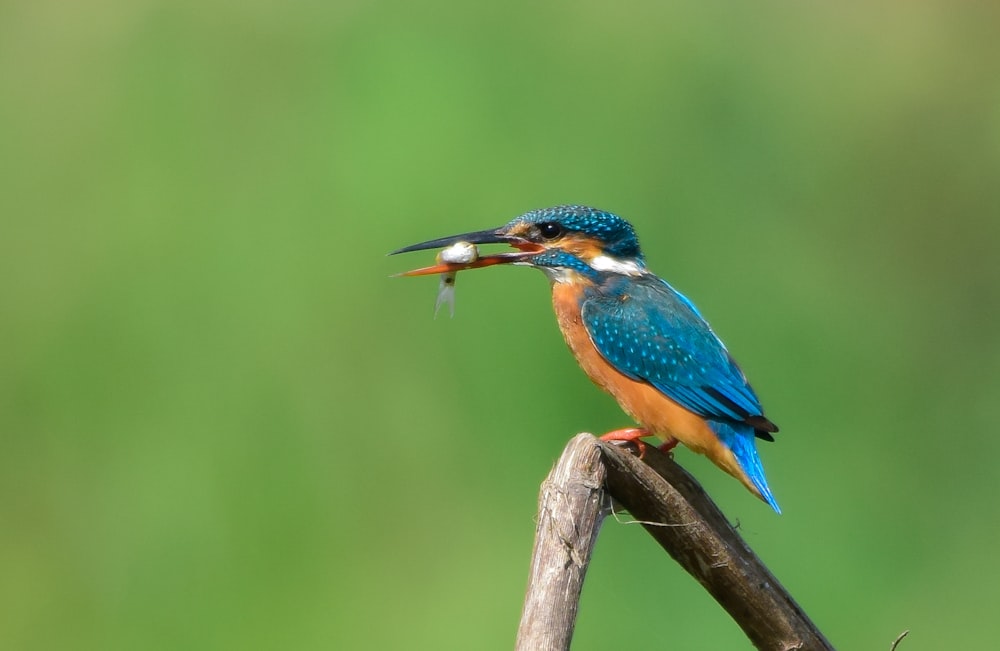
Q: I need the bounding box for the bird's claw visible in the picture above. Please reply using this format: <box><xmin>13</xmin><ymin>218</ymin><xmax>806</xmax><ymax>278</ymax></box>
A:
<box><xmin>658</xmin><ymin>437</ymin><xmax>678</xmax><ymax>457</ymax></box>
<box><xmin>599</xmin><ymin>427</ymin><xmax>651</xmax><ymax>459</ymax></box>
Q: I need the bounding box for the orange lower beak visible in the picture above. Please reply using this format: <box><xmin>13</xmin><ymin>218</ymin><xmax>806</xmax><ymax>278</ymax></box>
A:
<box><xmin>394</xmin><ymin>250</ymin><xmax>534</xmax><ymax>276</ymax></box>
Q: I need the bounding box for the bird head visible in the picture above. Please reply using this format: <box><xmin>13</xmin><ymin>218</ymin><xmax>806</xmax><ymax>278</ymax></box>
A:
<box><xmin>391</xmin><ymin>205</ymin><xmax>646</xmax><ymax>282</ymax></box>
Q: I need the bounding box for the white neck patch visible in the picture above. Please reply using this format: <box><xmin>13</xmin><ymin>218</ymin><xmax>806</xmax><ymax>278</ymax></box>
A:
<box><xmin>590</xmin><ymin>254</ymin><xmax>644</xmax><ymax>276</ymax></box>
<box><xmin>539</xmin><ymin>266</ymin><xmax>580</xmax><ymax>284</ymax></box>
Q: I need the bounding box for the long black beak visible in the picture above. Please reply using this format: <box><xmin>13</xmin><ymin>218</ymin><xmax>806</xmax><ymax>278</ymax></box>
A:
<box><xmin>390</xmin><ymin>227</ymin><xmax>543</xmax><ymax>277</ymax></box>
<box><xmin>390</xmin><ymin>228</ymin><xmax>513</xmax><ymax>255</ymax></box>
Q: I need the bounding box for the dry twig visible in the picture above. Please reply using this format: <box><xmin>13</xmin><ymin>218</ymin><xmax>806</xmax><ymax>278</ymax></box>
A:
<box><xmin>515</xmin><ymin>433</ymin><xmax>834</xmax><ymax>650</ymax></box>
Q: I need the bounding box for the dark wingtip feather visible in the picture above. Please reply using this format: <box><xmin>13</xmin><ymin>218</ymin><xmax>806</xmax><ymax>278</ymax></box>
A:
<box><xmin>746</xmin><ymin>414</ymin><xmax>779</xmax><ymax>433</ymax></box>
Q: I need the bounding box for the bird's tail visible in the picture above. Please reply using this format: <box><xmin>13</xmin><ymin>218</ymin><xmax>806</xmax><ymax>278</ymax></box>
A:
<box><xmin>710</xmin><ymin>421</ymin><xmax>781</xmax><ymax>513</ymax></box>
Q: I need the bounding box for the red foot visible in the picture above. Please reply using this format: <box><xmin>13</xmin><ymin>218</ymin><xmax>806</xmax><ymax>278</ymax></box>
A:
<box><xmin>599</xmin><ymin>427</ymin><xmax>651</xmax><ymax>458</ymax></box>
<box><xmin>658</xmin><ymin>437</ymin><xmax>678</xmax><ymax>456</ymax></box>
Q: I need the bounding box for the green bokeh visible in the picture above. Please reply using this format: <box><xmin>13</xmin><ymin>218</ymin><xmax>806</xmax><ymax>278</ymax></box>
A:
<box><xmin>2</xmin><ymin>1</ymin><xmax>999</xmax><ymax>649</ymax></box>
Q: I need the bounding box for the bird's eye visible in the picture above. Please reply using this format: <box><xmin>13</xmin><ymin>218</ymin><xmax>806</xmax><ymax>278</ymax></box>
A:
<box><xmin>538</xmin><ymin>222</ymin><xmax>563</xmax><ymax>239</ymax></box>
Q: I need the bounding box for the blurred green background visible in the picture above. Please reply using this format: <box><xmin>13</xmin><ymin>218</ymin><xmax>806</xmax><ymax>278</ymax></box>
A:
<box><xmin>2</xmin><ymin>0</ymin><xmax>998</xmax><ymax>649</ymax></box>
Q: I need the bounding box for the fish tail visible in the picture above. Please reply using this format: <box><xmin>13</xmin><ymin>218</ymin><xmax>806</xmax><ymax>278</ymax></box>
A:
<box><xmin>434</xmin><ymin>274</ymin><xmax>456</xmax><ymax>318</ymax></box>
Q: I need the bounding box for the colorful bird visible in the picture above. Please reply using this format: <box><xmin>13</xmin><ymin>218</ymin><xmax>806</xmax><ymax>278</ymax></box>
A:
<box><xmin>391</xmin><ymin>205</ymin><xmax>780</xmax><ymax>512</ymax></box>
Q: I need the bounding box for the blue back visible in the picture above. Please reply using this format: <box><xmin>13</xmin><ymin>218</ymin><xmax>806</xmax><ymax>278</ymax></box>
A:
<box><xmin>581</xmin><ymin>274</ymin><xmax>765</xmax><ymax>424</ymax></box>
<box><xmin>580</xmin><ymin>274</ymin><xmax>780</xmax><ymax>511</ymax></box>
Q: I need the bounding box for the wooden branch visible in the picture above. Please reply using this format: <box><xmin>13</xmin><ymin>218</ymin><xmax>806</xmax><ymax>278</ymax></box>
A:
<box><xmin>516</xmin><ymin>434</ymin><xmax>834</xmax><ymax>650</ymax></box>
<box><xmin>515</xmin><ymin>434</ymin><xmax>609</xmax><ymax>651</ymax></box>
<box><xmin>600</xmin><ymin>439</ymin><xmax>834</xmax><ymax>650</ymax></box>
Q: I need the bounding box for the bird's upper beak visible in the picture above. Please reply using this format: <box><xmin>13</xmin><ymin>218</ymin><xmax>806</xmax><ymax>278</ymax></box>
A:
<box><xmin>389</xmin><ymin>227</ymin><xmax>544</xmax><ymax>276</ymax></box>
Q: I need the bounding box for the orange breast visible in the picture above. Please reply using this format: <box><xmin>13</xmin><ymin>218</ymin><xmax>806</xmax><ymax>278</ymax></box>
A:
<box><xmin>550</xmin><ymin>283</ymin><xmax>761</xmax><ymax>498</ymax></box>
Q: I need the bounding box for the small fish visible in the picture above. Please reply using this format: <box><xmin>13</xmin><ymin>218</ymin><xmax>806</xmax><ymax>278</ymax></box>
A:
<box><xmin>434</xmin><ymin>241</ymin><xmax>479</xmax><ymax>318</ymax></box>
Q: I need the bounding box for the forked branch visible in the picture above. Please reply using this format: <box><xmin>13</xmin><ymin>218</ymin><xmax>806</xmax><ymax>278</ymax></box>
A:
<box><xmin>515</xmin><ymin>433</ymin><xmax>833</xmax><ymax>651</ymax></box>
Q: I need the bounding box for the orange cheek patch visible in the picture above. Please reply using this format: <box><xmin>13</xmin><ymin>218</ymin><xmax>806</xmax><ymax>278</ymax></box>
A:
<box><xmin>560</xmin><ymin>234</ymin><xmax>603</xmax><ymax>262</ymax></box>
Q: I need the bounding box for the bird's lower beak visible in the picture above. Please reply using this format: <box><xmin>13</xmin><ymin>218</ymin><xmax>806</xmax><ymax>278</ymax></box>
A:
<box><xmin>390</xmin><ymin>228</ymin><xmax>543</xmax><ymax>276</ymax></box>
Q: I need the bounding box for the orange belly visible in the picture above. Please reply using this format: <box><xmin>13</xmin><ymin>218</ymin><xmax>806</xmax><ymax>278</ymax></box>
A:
<box><xmin>551</xmin><ymin>283</ymin><xmax>761</xmax><ymax>498</ymax></box>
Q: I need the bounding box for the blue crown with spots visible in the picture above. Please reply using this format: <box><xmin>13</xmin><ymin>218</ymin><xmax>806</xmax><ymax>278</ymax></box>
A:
<box><xmin>509</xmin><ymin>205</ymin><xmax>645</xmax><ymax>262</ymax></box>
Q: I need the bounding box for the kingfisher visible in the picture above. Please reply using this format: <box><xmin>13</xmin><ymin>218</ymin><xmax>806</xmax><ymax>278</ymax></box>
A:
<box><xmin>391</xmin><ymin>205</ymin><xmax>780</xmax><ymax>512</ymax></box>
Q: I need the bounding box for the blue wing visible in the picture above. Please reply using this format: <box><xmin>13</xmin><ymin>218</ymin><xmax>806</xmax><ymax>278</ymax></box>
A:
<box><xmin>580</xmin><ymin>275</ymin><xmax>776</xmax><ymax>435</ymax></box>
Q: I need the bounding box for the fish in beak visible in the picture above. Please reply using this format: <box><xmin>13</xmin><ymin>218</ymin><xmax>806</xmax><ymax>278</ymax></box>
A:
<box><xmin>389</xmin><ymin>228</ymin><xmax>543</xmax><ymax>277</ymax></box>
